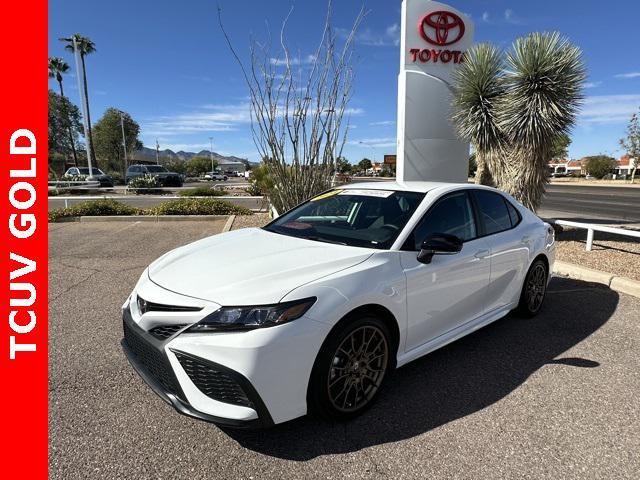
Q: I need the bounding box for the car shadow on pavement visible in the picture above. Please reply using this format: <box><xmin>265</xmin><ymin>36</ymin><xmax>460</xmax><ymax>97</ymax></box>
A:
<box><xmin>225</xmin><ymin>277</ymin><xmax>619</xmax><ymax>460</ymax></box>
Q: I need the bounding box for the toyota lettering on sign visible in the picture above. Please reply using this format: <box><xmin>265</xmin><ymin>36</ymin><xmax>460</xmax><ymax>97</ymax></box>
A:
<box><xmin>396</xmin><ymin>0</ymin><xmax>474</xmax><ymax>183</ymax></box>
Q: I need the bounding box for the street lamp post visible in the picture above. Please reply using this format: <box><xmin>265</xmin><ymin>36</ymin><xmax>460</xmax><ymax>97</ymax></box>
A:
<box><xmin>209</xmin><ymin>137</ymin><xmax>214</xmax><ymax>174</ymax></box>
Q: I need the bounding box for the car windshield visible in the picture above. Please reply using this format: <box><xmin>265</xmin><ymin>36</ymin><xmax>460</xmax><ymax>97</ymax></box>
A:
<box><xmin>77</xmin><ymin>168</ymin><xmax>103</xmax><ymax>175</ymax></box>
<box><xmin>264</xmin><ymin>189</ymin><xmax>425</xmax><ymax>249</ymax></box>
<box><xmin>145</xmin><ymin>165</ymin><xmax>168</xmax><ymax>173</ymax></box>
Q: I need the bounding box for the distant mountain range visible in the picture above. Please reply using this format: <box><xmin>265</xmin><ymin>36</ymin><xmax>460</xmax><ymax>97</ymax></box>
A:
<box><xmin>134</xmin><ymin>147</ymin><xmax>256</xmax><ymax>166</ymax></box>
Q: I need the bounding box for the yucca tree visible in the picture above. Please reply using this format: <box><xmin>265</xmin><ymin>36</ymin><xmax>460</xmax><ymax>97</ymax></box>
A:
<box><xmin>499</xmin><ymin>33</ymin><xmax>585</xmax><ymax>210</ymax></box>
<box><xmin>48</xmin><ymin>56</ymin><xmax>78</xmax><ymax>165</ymax></box>
<box><xmin>451</xmin><ymin>32</ymin><xmax>585</xmax><ymax>211</ymax></box>
<box><xmin>62</xmin><ymin>34</ymin><xmax>98</xmax><ymax>166</ymax></box>
<box><xmin>451</xmin><ymin>43</ymin><xmax>507</xmax><ymax>187</ymax></box>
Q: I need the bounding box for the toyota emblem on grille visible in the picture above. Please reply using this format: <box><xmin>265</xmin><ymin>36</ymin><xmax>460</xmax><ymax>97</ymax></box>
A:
<box><xmin>418</xmin><ymin>10</ymin><xmax>465</xmax><ymax>46</ymax></box>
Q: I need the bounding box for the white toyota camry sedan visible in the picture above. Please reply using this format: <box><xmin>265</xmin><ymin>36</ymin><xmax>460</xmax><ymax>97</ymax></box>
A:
<box><xmin>122</xmin><ymin>181</ymin><xmax>555</xmax><ymax>428</ymax></box>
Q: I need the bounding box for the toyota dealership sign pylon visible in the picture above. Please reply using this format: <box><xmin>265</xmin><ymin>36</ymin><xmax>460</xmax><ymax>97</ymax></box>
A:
<box><xmin>396</xmin><ymin>0</ymin><xmax>474</xmax><ymax>182</ymax></box>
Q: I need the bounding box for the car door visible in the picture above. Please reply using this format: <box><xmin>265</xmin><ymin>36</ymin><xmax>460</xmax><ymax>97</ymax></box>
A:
<box><xmin>400</xmin><ymin>190</ymin><xmax>491</xmax><ymax>352</ymax></box>
<box><xmin>470</xmin><ymin>190</ymin><xmax>530</xmax><ymax>314</ymax></box>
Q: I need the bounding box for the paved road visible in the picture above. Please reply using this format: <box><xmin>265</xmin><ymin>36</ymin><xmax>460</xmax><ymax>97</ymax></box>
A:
<box><xmin>49</xmin><ymin>183</ymin><xmax>639</xmax><ymax>223</ymax></box>
<box><xmin>541</xmin><ymin>184</ymin><xmax>640</xmax><ymax>223</ymax></box>
<box><xmin>49</xmin><ymin>222</ymin><xmax>640</xmax><ymax>479</ymax></box>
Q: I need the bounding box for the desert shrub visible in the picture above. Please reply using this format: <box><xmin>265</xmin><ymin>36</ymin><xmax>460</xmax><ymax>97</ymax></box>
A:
<box><xmin>149</xmin><ymin>198</ymin><xmax>252</xmax><ymax>216</ymax></box>
<box><xmin>48</xmin><ymin>199</ymin><xmax>141</xmax><ymax>222</ymax></box>
<box><xmin>245</xmin><ymin>182</ymin><xmax>263</xmax><ymax>196</ymax></box>
<box><xmin>107</xmin><ymin>171</ymin><xmax>125</xmax><ymax>185</ymax></box>
<box><xmin>60</xmin><ymin>174</ymin><xmax>88</xmax><ymax>182</ymax></box>
<box><xmin>179</xmin><ymin>186</ymin><xmax>227</xmax><ymax>197</ymax></box>
<box><xmin>127</xmin><ymin>174</ymin><xmax>161</xmax><ymax>194</ymax></box>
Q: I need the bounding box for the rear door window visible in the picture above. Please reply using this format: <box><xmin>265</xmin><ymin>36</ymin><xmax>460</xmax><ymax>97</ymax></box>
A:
<box><xmin>472</xmin><ymin>190</ymin><xmax>513</xmax><ymax>235</ymax></box>
<box><xmin>505</xmin><ymin>200</ymin><xmax>521</xmax><ymax>227</ymax></box>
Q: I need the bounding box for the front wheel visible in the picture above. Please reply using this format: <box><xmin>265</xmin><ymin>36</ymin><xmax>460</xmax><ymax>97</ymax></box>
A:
<box><xmin>517</xmin><ymin>259</ymin><xmax>548</xmax><ymax>317</ymax></box>
<box><xmin>308</xmin><ymin>316</ymin><xmax>392</xmax><ymax>421</ymax></box>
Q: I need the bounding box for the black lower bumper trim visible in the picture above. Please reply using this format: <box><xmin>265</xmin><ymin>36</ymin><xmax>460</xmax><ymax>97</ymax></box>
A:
<box><xmin>121</xmin><ymin>309</ymin><xmax>273</xmax><ymax>429</ymax></box>
<box><xmin>122</xmin><ymin>341</ymin><xmax>270</xmax><ymax>428</ymax></box>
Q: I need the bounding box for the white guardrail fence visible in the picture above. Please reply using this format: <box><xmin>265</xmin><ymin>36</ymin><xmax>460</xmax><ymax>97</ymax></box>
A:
<box><xmin>553</xmin><ymin>219</ymin><xmax>640</xmax><ymax>251</ymax></box>
<box><xmin>48</xmin><ymin>180</ymin><xmax>101</xmax><ymax>189</ymax></box>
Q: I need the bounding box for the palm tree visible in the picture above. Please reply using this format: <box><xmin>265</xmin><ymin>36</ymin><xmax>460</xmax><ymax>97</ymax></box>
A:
<box><xmin>48</xmin><ymin>56</ymin><xmax>78</xmax><ymax>165</ymax></box>
<box><xmin>451</xmin><ymin>32</ymin><xmax>585</xmax><ymax>211</ymax></box>
<box><xmin>62</xmin><ymin>34</ymin><xmax>98</xmax><ymax>167</ymax></box>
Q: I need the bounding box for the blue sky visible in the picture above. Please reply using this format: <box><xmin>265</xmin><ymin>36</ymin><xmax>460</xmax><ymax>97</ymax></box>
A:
<box><xmin>49</xmin><ymin>0</ymin><xmax>640</xmax><ymax>162</ymax></box>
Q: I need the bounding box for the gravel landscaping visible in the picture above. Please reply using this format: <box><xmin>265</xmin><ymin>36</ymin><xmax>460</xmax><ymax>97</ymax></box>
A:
<box><xmin>231</xmin><ymin>213</ymin><xmax>271</xmax><ymax>230</ymax></box>
<box><xmin>556</xmin><ymin>228</ymin><xmax>640</xmax><ymax>281</ymax></box>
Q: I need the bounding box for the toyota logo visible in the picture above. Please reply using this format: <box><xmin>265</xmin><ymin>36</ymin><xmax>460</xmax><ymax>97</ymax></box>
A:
<box><xmin>418</xmin><ymin>11</ymin><xmax>465</xmax><ymax>46</ymax></box>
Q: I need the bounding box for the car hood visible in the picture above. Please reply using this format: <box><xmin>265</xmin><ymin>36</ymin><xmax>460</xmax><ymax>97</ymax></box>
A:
<box><xmin>147</xmin><ymin>228</ymin><xmax>374</xmax><ymax>305</ymax></box>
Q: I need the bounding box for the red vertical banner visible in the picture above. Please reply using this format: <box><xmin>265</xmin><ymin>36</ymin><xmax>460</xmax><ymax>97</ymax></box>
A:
<box><xmin>0</xmin><ymin>0</ymin><xmax>48</xmax><ymax>478</ymax></box>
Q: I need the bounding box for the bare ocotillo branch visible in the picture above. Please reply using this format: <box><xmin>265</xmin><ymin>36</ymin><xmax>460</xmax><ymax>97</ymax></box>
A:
<box><xmin>218</xmin><ymin>1</ymin><xmax>365</xmax><ymax>212</ymax></box>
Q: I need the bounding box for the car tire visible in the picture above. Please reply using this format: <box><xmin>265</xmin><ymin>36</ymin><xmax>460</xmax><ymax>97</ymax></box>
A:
<box><xmin>307</xmin><ymin>315</ymin><xmax>393</xmax><ymax>421</ymax></box>
<box><xmin>516</xmin><ymin>258</ymin><xmax>548</xmax><ymax>317</ymax></box>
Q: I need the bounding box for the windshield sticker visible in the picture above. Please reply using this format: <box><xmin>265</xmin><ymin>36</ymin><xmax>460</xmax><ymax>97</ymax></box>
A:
<box><xmin>339</xmin><ymin>189</ymin><xmax>394</xmax><ymax>198</ymax></box>
<box><xmin>310</xmin><ymin>190</ymin><xmax>341</xmax><ymax>202</ymax></box>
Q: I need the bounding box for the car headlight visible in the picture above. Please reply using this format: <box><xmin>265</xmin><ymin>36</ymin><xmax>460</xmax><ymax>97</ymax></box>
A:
<box><xmin>187</xmin><ymin>297</ymin><xmax>317</xmax><ymax>332</ymax></box>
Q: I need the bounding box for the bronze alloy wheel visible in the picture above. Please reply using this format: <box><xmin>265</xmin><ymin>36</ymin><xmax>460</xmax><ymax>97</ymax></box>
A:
<box><xmin>526</xmin><ymin>263</ymin><xmax>547</xmax><ymax>313</ymax></box>
<box><xmin>327</xmin><ymin>325</ymin><xmax>389</xmax><ymax>413</ymax></box>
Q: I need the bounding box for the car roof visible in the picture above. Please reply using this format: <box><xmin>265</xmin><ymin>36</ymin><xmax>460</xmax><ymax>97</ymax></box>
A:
<box><xmin>340</xmin><ymin>180</ymin><xmax>471</xmax><ymax>194</ymax></box>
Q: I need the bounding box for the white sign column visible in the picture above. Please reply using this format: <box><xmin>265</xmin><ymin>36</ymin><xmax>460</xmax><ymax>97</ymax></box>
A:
<box><xmin>396</xmin><ymin>0</ymin><xmax>474</xmax><ymax>183</ymax></box>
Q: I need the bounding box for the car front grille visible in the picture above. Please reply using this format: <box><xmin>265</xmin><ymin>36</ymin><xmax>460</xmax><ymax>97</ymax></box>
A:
<box><xmin>173</xmin><ymin>351</ymin><xmax>254</xmax><ymax>408</ymax></box>
<box><xmin>149</xmin><ymin>324</ymin><xmax>189</xmax><ymax>340</ymax></box>
<box><xmin>137</xmin><ymin>296</ymin><xmax>202</xmax><ymax>315</ymax></box>
<box><xmin>123</xmin><ymin>319</ymin><xmax>184</xmax><ymax>400</ymax></box>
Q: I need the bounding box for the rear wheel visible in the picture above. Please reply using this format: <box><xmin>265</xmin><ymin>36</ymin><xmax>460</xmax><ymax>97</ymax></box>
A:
<box><xmin>308</xmin><ymin>316</ymin><xmax>392</xmax><ymax>421</ymax></box>
<box><xmin>517</xmin><ymin>259</ymin><xmax>548</xmax><ymax>317</ymax></box>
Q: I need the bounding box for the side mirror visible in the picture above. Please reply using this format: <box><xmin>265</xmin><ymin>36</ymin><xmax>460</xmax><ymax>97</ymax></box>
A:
<box><xmin>417</xmin><ymin>233</ymin><xmax>463</xmax><ymax>264</ymax></box>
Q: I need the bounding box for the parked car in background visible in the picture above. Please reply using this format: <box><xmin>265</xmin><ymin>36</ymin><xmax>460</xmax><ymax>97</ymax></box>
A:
<box><xmin>122</xmin><ymin>181</ymin><xmax>555</xmax><ymax>428</ymax></box>
<box><xmin>64</xmin><ymin>167</ymin><xmax>114</xmax><ymax>187</ymax></box>
<box><xmin>126</xmin><ymin>164</ymin><xmax>183</xmax><ymax>187</ymax></box>
<box><xmin>204</xmin><ymin>171</ymin><xmax>228</xmax><ymax>181</ymax></box>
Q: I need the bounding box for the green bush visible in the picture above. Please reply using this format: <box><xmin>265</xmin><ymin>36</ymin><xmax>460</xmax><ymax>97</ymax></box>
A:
<box><xmin>48</xmin><ymin>199</ymin><xmax>141</xmax><ymax>222</ymax></box>
<box><xmin>179</xmin><ymin>186</ymin><xmax>227</xmax><ymax>197</ymax></box>
<box><xmin>585</xmin><ymin>155</ymin><xmax>617</xmax><ymax>179</ymax></box>
<box><xmin>149</xmin><ymin>198</ymin><xmax>252</xmax><ymax>216</ymax></box>
<box><xmin>48</xmin><ymin>198</ymin><xmax>252</xmax><ymax>222</ymax></box>
<box><xmin>107</xmin><ymin>171</ymin><xmax>125</xmax><ymax>185</ymax></box>
<box><xmin>127</xmin><ymin>174</ymin><xmax>161</xmax><ymax>194</ymax></box>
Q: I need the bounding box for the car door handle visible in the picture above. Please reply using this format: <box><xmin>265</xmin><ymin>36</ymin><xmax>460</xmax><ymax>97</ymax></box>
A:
<box><xmin>474</xmin><ymin>249</ymin><xmax>490</xmax><ymax>259</ymax></box>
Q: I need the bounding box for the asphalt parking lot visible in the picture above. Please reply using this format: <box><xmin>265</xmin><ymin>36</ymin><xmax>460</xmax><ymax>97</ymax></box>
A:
<box><xmin>49</xmin><ymin>221</ymin><xmax>640</xmax><ymax>479</ymax></box>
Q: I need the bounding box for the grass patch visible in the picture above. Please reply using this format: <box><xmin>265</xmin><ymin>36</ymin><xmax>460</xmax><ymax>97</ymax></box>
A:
<box><xmin>179</xmin><ymin>186</ymin><xmax>228</xmax><ymax>197</ymax></box>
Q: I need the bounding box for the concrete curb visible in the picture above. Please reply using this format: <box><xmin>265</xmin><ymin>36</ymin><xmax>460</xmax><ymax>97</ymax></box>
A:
<box><xmin>222</xmin><ymin>215</ymin><xmax>236</xmax><ymax>232</ymax></box>
<box><xmin>77</xmin><ymin>215</ymin><xmax>232</xmax><ymax>223</ymax></box>
<box><xmin>553</xmin><ymin>260</ymin><xmax>640</xmax><ymax>298</ymax></box>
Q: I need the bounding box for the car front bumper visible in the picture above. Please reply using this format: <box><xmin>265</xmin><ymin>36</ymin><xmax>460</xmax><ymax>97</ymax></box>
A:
<box><xmin>121</xmin><ymin>277</ymin><xmax>331</xmax><ymax>427</ymax></box>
